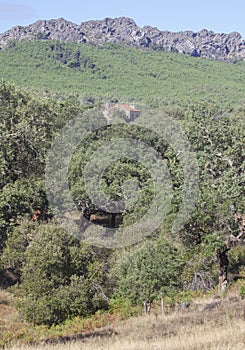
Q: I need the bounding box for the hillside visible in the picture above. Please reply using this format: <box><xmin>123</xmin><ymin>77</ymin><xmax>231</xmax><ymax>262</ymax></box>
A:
<box><xmin>0</xmin><ymin>39</ymin><xmax>245</xmax><ymax>108</ymax></box>
<box><xmin>0</xmin><ymin>17</ymin><xmax>245</xmax><ymax>62</ymax></box>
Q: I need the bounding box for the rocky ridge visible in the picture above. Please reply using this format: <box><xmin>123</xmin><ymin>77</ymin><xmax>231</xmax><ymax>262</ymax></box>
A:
<box><xmin>0</xmin><ymin>17</ymin><xmax>245</xmax><ymax>61</ymax></box>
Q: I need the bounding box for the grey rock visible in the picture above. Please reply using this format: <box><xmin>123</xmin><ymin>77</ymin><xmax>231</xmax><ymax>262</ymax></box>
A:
<box><xmin>0</xmin><ymin>17</ymin><xmax>244</xmax><ymax>62</ymax></box>
<box><xmin>179</xmin><ymin>301</ymin><xmax>191</xmax><ymax>310</ymax></box>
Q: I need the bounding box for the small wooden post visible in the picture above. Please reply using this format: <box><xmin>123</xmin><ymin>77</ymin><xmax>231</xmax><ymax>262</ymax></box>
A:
<box><xmin>161</xmin><ymin>295</ymin><xmax>165</xmax><ymax>315</ymax></box>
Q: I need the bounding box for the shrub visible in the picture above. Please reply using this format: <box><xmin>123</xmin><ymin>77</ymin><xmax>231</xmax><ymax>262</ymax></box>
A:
<box><xmin>17</xmin><ymin>223</ymin><xmax>110</xmax><ymax>325</ymax></box>
<box><xmin>112</xmin><ymin>235</ymin><xmax>184</xmax><ymax>305</ymax></box>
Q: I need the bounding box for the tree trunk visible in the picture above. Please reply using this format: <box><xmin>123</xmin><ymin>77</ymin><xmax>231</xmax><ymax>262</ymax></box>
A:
<box><xmin>143</xmin><ymin>301</ymin><xmax>151</xmax><ymax>314</ymax></box>
<box><xmin>217</xmin><ymin>230</ymin><xmax>244</xmax><ymax>294</ymax></box>
<box><xmin>217</xmin><ymin>248</ymin><xmax>229</xmax><ymax>294</ymax></box>
<box><xmin>111</xmin><ymin>213</ymin><xmax>116</xmax><ymax>228</ymax></box>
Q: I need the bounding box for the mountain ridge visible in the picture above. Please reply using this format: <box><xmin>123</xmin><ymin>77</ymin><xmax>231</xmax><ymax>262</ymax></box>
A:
<box><xmin>0</xmin><ymin>17</ymin><xmax>245</xmax><ymax>62</ymax></box>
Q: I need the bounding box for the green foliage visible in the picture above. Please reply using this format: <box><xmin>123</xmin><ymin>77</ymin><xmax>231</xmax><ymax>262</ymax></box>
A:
<box><xmin>0</xmin><ymin>176</ymin><xmax>48</xmax><ymax>254</ymax></box>
<box><xmin>112</xmin><ymin>235</ymin><xmax>184</xmax><ymax>304</ymax></box>
<box><xmin>0</xmin><ymin>80</ymin><xmax>86</xmax><ymax>185</ymax></box>
<box><xmin>0</xmin><ymin>81</ymin><xmax>86</xmax><ymax>249</ymax></box>
<box><xmin>0</xmin><ymin>177</ymin><xmax>47</xmax><ymax>223</ymax></box>
<box><xmin>179</xmin><ymin>104</ymin><xmax>244</xmax><ymax>245</ymax></box>
<box><xmin>17</xmin><ymin>223</ymin><xmax>111</xmax><ymax>325</ymax></box>
<box><xmin>69</xmin><ymin>122</ymin><xmax>161</xmax><ymax>225</ymax></box>
<box><xmin>19</xmin><ymin>275</ymin><xmax>95</xmax><ymax>326</ymax></box>
<box><xmin>109</xmin><ymin>296</ymin><xmax>139</xmax><ymax>318</ymax></box>
<box><xmin>0</xmin><ymin>219</ymin><xmax>36</xmax><ymax>278</ymax></box>
<box><xmin>239</xmin><ymin>284</ymin><xmax>245</xmax><ymax>298</ymax></box>
<box><xmin>0</xmin><ymin>81</ymin><xmax>52</xmax><ymax>185</ymax></box>
<box><xmin>0</xmin><ymin>40</ymin><xmax>245</xmax><ymax>108</ymax></box>
<box><xmin>228</xmin><ymin>245</ymin><xmax>245</xmax><ymax>274</ymax></box>
<box><xmin>202</xmin><ymin>233</ymin><xmax>226</xmax><ymax>258</ymax></box>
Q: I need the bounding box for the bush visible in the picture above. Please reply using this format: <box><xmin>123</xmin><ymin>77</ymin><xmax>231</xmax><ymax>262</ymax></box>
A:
<box><xmin>17</xmin><ymin>223</ymin><xmax>111</xmax><ymax>325</ymax></box>
<box><xmin>19</xmin><ymin>275</ymin><xmax>95</xmax><ymax>325</ymax></box>
<box><xmin>239</xmin><ymin>284</ymin><xmax>245</xmax><ymax>299</ymax></box>
<box><xmin>1</xmin><ymin>219</ymin><xmax>37</xmax><ymax>279</ymax></box>
<box><xmin>109</xmin><ymin>296</ymin><xmax>138</xmax><ymax>318</ymax></box>
<box><xmin>112</xmin><ymin>235</ymin><xmax>184</xmax><ymax>304</ymax></box>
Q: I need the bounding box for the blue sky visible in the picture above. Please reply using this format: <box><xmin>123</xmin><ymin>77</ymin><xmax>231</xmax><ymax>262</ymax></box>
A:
<box><xmin>0</xmin><ymin>0</ymin><xmax>244</xmax><ymax>37</ymax></box>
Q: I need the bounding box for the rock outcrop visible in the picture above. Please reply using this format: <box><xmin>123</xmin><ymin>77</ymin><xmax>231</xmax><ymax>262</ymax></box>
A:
<box><xmin>0</xmin><ymin>17</ymin><xmax>244</xmax><ymax>62</ymax></box>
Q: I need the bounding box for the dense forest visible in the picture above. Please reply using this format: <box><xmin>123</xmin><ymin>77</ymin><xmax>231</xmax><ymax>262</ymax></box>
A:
<box><xmin>0</xmin><ymin>40</ymin><xmax>245</xmax><ymax>106</ymax></box>
<box><xmin>0</xmin><ymin>39</ymin><xmax>244</xmax><ymax>346</ymax></box>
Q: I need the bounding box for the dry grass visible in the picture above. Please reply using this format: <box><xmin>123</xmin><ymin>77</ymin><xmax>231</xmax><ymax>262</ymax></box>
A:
<box><xmin>6</xmin><ymin>295</ymin><xmax>245</xmax><ymax>350</ymax></box>
<box><xmin>0</xmin><ymin>289</ymin><xmax>12</xmax><ymax>305</ymax></box>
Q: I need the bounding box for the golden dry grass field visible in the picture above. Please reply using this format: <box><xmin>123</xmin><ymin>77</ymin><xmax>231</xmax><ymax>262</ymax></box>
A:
<box><xmin>5</xmin><ymin>292</ymin><xmax>245</xmax><ymax>350</ymax></box>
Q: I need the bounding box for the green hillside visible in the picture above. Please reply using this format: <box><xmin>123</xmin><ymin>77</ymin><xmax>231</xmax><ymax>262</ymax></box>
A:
<box><xmin>0</xmin><ymin>40</ymin><xmax>245</xmax><ymax>108</ymax></box>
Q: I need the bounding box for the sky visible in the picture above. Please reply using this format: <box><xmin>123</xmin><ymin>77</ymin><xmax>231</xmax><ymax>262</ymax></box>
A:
<box><xmin>0</xmin><ymin>0</ymin><xmax>244</xmax><ymax>38</ymax></box>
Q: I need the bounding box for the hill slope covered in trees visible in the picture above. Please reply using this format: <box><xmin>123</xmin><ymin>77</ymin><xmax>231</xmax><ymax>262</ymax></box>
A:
<box><xmin>0</xmin><ymin>40</ymin><xmax>245</xmax><ymax>109</ymax></box>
